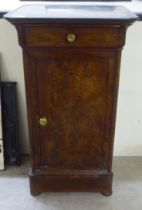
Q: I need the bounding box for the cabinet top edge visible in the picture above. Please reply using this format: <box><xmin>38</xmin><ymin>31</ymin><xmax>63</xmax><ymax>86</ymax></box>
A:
<box><xmin>4</xmin><ymin>5</ymin><xmax>138</xmax><ymax>24</ymax></box>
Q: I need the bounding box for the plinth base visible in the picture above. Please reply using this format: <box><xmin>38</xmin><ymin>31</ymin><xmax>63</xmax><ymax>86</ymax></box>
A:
<box><xmin>29</xmin><ymin>169</ymin><xmax>113</xmax><ymax>196</ymax></box>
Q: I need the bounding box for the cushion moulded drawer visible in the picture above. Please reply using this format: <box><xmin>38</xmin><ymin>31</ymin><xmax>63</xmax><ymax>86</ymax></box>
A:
<box><xmin>24</xmin><ymin>25</ymin><xmax>123</xmax><ymax>48</ymax></box>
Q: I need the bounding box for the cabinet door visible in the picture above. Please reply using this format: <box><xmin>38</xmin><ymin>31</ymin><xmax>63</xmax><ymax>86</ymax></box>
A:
<box><xmin>26</xmin><ymin>50</ymin><xmax>119</xmax><ymax>171</ymax></box>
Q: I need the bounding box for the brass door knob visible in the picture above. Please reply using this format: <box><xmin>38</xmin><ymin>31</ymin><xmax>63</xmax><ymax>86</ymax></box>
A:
<box><xmin>66</xmin><ymin>33</ymin><xmax>76</xmax><ymax>43</ymax></box>
<box><xmin>39</xmin><ymin>117</ymin><xmax>48</xmax><ymax>126</ymax></box>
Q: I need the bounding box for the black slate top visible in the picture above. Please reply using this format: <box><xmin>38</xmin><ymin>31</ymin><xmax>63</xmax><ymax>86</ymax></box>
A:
<box><xmin>4</xmin><ymin>5</ymin><xmax>138</xmax><ymax>23</ymax></box>
<box><xmin>0</xmin><ymin>11</ymin><xmax>7</xmax><ymax>18</ymax></box>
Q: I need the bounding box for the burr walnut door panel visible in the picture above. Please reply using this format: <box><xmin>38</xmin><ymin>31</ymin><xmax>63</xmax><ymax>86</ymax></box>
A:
<box><xmin>30</xmin><ymin>50</ymin><xmax>117</xmax><ymax>171</ymax></box>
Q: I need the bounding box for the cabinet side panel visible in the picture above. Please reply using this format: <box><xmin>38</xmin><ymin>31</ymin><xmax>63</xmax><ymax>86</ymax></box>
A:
<box><xmin>23</xmin><ymin>51</ymin><xmax>40</xmax><ymax>171</ymax></box>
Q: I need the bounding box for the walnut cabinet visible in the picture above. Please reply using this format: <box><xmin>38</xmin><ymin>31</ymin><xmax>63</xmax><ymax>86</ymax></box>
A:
<box><xmin>5</xmin><ymin>5</ymin><xmax>137</xmax><ymax>195</ymax></box>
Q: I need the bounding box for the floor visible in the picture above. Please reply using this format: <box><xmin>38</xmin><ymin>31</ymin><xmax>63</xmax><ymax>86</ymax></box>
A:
<box><xmin>0</xmin><ymin>157</ymin><xmax>142</xmax><ymax>210</ymax></box>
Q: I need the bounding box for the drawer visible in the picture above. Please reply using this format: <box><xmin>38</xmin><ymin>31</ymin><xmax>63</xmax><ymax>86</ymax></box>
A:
<box><xmin>25</xmin><ymin>25</ymin><xmax>121</xmax><ymax>48</ymax></box>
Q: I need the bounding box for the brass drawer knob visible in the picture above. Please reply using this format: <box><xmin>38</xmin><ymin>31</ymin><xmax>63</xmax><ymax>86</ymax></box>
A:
<box><xmin>66</xmin><ymin>33</ymin><xmax>76</xmax><ymax>43</ymax></box>
<box><xmin>39</xmin><ymin>117</ymin><xmax>48</xmax><ymax>126</ymax></box>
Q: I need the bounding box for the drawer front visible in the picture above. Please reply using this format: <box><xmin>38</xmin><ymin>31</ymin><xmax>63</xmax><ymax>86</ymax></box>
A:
<box><xmin>25</xmin><ymin>26</ymin><xmax>120</xmax><ymax>48</ymax></box>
